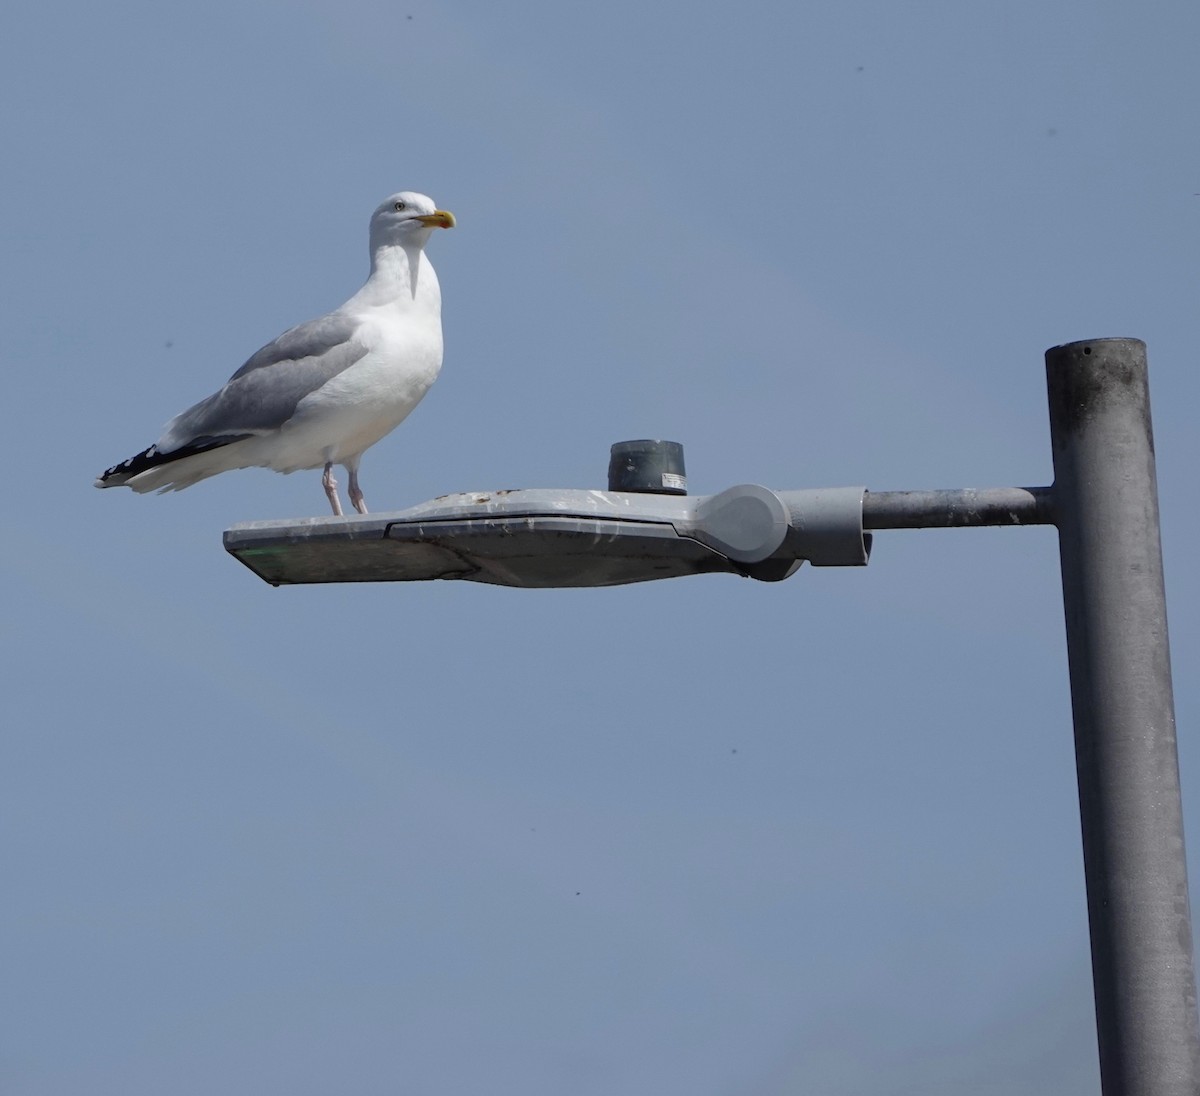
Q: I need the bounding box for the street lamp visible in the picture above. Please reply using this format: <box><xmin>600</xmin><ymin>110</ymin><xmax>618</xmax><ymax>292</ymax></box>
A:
<box><xmin>225</xmin><ymin>337</ymin><xmax>1200</xmax><ymax>1096</ymax></box>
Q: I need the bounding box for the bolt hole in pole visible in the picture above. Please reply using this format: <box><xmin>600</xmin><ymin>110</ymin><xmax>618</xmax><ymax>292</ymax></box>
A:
<box><xmin>1046</xmin><ymin>337</ymin><xmax>1200</xmax><ymax>1095</ymax></box>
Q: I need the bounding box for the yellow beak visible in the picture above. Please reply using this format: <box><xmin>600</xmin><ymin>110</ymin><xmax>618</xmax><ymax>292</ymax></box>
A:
<box><xmin>416</xmin><ymin>210</ymin><xmax>456</xmax><ymax>229</ymax></box>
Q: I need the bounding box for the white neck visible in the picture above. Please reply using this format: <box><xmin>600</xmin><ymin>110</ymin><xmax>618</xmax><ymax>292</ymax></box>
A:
<box><xmin>352</xmin><ymin>242</ymin><xmax>439</xmax><ymax>310</ymax></box>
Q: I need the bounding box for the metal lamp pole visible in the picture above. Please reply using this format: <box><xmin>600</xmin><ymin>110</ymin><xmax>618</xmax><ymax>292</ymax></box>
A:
<box><xmin>865</xmin><ymin>338</ymin><xmax>1199</xmax><ymax>1094</ymax></box>
<box><xmin>1047</xmin><ymin>338</ymin><xmax>1200</xmax><ymax>1094</ymax></box>
<box><xmin>224</xmin><ymin>337</ymin><xmax>1200</xmax><ymax>1091</ymax></box>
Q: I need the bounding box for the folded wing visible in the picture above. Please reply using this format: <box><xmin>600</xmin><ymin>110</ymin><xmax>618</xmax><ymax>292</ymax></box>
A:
<box><xmin>158</xmin><ymin>312</ymin><xmax>370</xmax><ymax>449</ymax></box>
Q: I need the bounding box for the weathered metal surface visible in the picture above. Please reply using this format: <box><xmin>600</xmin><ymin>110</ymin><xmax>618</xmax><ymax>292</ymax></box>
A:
<box><xmin>862</xmin><ymin>486</ymin><xmax>1054</xmax><ymax>529</ymax></box>
<box><xmin>1047</xmin><ymin>337</ymin><xmax>1200</xmax><ymax>1095</ymax></box>
<box><xmin>224</xmin><ymin>485</ymin><xmax>870</xmax><ymax>587</ymax></box>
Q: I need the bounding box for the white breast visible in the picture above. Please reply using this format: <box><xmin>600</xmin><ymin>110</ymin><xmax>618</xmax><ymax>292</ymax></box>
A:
<box><xmin>269</xmin><ymin>298</ymin><xmax>445</xmax><ymax>471</ymax></box>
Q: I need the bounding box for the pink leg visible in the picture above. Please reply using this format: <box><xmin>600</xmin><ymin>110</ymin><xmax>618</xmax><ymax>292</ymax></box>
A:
<box><xmin>322</xmin><ymin>462</ymin><xmax>344</xmax><ymax>516</ymax></box>
<box><xmin>348</xmin><ymin>465</ymin><xmax>368</xmax><ymax>514</ymax></box>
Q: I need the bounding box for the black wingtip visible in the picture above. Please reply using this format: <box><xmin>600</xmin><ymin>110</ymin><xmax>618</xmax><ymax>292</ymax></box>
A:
<box><xmin>96</xmin><ymin>434</ymin><xmax>251</xmax><ymax>486</ymax></box>
<box><xmin>96</xmin><ymin>445</ymin><xmax>158</xmax><ymax>486</ymax></box>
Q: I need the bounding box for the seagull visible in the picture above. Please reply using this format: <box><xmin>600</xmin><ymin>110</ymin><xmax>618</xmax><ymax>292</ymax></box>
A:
<box><xmin>96</xmin><ymin>191</ymin><xmax>455</xmax><ymax>516</ymax></box>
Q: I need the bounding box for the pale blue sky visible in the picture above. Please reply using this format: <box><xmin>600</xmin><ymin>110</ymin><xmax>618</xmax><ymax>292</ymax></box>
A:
<box><xmin>4</xmin><ymin>1</ymin><xmax>1199</xmax><ymax>1092</ymax></box>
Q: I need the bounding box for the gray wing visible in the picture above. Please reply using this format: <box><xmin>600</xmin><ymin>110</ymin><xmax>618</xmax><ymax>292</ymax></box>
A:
<box><xmin>159</xmin><ymin>312</ymin><xmax>369</xmax><ymax>449</ymax></box>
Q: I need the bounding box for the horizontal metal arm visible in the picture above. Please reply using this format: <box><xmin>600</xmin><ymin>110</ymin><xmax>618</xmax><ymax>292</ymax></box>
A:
<box><xmin>862</xmin><ymin>487</ymin><xmax>1055</xmax><ymax>530</ymax></box>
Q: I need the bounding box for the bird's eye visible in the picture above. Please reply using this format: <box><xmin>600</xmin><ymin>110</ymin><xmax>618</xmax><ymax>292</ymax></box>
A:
<box><xmin>393</xmin><ymin>200</ymin><xmax>407</xmax><ymax>211</ymax></box>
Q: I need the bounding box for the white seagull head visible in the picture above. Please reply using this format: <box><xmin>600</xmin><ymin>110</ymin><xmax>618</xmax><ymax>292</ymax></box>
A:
<box><xmin>370</xmin><ymin>191</ymin><xmax>456</xmax><ymax>252</ymax></box>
